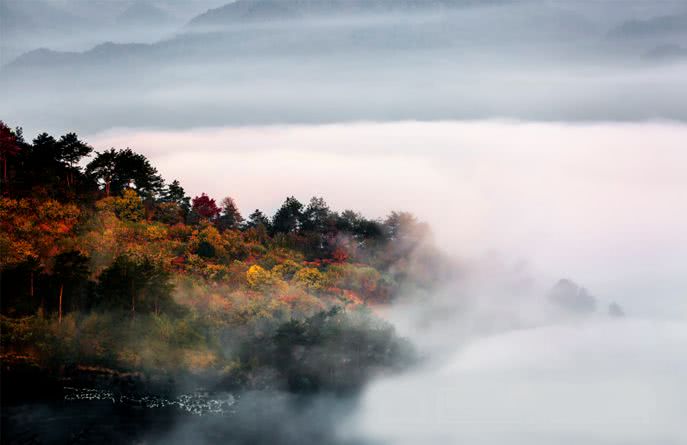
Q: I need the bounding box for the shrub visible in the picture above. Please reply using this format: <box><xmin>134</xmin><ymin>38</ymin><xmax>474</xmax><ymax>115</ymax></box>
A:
<box><xmin>246</xmin><ymin>265</ymin><xmax>284</xmax><ymax>291</ymax></box>
<box><xmin>271</xmin><ymin>260</ymin><xmax>302</xmax><ymax>280</ymax></box>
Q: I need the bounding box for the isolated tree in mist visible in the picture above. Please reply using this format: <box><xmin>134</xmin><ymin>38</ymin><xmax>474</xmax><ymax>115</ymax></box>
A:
<box><xmin>548</xmin><ymin>279</ymin><xmax>597</xmax><ymax>314</ymax></box>
<box><xmin>608</xmin><ymin>302</ymin><xmax>625</xmax><ymax>317</ymax></box>
<box><xmin>384</xmin><ymin>211</ymin><xmax>422</xmax><ymax>241</ymax></box>
<box><xmin>218</xmin><ymin>196</ymin><xmax>243</xmax><ymax>230</ymax></box>
<box><xmin>192</xmin><ymin>193</ymin><xmax>221</xmax><ymax>220</ymax></box>
<box><xmin>272</xmin><ymin>196</ymin><xmax>303</xmax><ymax>234</ymax></box>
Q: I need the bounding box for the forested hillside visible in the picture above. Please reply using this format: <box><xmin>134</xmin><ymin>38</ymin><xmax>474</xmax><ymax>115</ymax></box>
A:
<box><xmin>0</xmin><ymin>121</ymin><xmax>444</xmax><ymax>394</ymax></box>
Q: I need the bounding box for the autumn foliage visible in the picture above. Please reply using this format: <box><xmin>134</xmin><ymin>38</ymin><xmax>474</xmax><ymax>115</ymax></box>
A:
<box><xmin>0</xmin><ymin>123</ymin><xmax>439</xmax><ymax>391</ymax></box>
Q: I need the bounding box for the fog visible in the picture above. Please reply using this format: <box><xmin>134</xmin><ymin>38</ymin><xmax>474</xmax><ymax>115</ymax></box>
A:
<box><xmin>0</xmin><ymin>0</ymin><xmax>228</xmax><ymax>62</ymax></box>
<box><xmin>89</xmin><ymin>120</ymin><xmax>687</xmax><ymax>319</ymax></box>
<box><xmin>85</xmin><ymin>119</ymin><xmax>687</xmax><ymax>443</ymax></box>
<box><xmin>343</xmin><ymin>319</ymin><xmax>687</xmax><ymax>444</ymax></box>
<box><xmin>70</xmin><ymin>119</ymin><xmax>687</xmax><ymax>443</ymax></box>
<box><xmin>2</xmin><ymin>0</ymin><xmax>687</xmax><ymax>134</ymax></box>
<box><xmin>337</xmin><ymin>234</ymin><xmax>687</xmax><ymax>444</ymax></box>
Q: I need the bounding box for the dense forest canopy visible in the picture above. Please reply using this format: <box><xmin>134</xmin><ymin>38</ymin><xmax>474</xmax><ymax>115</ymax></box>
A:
<box><xmin>0</xmin><ymin>120</ymin><xmax>445</xmax><ymax>394</ymax></box>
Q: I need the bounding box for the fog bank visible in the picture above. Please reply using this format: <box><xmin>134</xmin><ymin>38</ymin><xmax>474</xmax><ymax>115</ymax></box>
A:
<box><xmin>89</xmin><ymin>120</ymin><xmax>687</xmax><ymax>319</ymax></box>
<box><xmin>342</xmin><ymin>319</ymin><xmax>687</xmax><ymax>444</ymax></box>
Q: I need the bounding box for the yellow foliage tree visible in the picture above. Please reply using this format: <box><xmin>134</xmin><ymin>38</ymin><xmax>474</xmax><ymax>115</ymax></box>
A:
<box><xmin>246</xmin><ymin>264</ymin><xmax>285</xmax><ymax>292</ymax></box>
<box><xmin>271</xmin><ymin>259</ymin><xmax>302</xmax><ymax>280</ymax></box>
<box><xmin>95</xmin><ymin>189</ymin><xmax>144</xmax><ymax>222</ymax></box>
<box><xmin>188</xmin><ymin>223</ymin><xmax>225</xmax><ymax>259</ymax></box>
<box><xmin>292</xmin><ymin>267</ymin><xmax>325</xmax><ymax>291</ymax></box>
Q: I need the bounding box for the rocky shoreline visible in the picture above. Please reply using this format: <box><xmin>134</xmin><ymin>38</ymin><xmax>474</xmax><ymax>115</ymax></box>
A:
<box><xmin>1</xmin><ymin>353</ymin><xmax>195</xmax><ymax>405</ymax></box>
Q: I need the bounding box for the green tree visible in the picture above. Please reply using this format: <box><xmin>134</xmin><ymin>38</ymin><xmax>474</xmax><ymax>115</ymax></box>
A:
<box><xmin>300</xmin><ymin>196</ymin><xmax>331</xmax><ymax>233</ymax></box>
<box><xmin>85</xmin><ymin>148</ymin><xmax>118</xmax><ymax>196</ymax></box>
<box><xmin>86</xmin><ymin>148</ymin><xmax>163</xmax><ymax>198</ymax></box>
<box><xmin>246</xmin><ymin>209</ymin><xmax>271</xmax><ymax>229</ymax></box>
<box><xmin>160</xmin><ymin>179</ymin><xmax>191</xmax><ymax>214</ymax></box>
<box><xmin>21</xmin><ymin>133</ymin><xmax>63</xmax><ymax>194</ymax></box>
<box><xmin>272</xmin><ymin>196</ymin><xmax>303</xmax><ymax>234</ymax></box>
<box><xmin>57</xmin><ymin>133</ymin><xmax>92</xmax><ymax>188</ymax></box>
<box><xmin>97</xmin><ymin>256</ymin><xmax>173</xmax><ymax>317</ymax></box>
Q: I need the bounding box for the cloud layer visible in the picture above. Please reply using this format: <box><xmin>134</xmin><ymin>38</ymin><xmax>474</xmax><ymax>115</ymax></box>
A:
<box><xmin>89</xmin><ymin>120</ymin><xmax>687</xmax><ymax>318</ymax></box>
<box><xmin>343</xmin><ymin>318</ymin><xmax>687</xmax><ymax>444</ymax></box>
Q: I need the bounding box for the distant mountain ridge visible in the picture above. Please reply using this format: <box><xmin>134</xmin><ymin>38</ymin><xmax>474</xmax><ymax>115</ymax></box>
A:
<box><xmin>610</xmin><ymin>12</ymin><xmax>687</xmax><ymax>38</ymax></box>
<box><xmin>642</xmin><ymin>43</ymin><xmax>687</xmax><ymax>61</ymax></box>
<box><xmin>117</xmin><ymin>1</ymin><xmax>175</xmax><ymax>26</ymax></box>
<box><xmin>4</xmin><ymin>42</ymin><xmax>151</xmax><ymax>71</ymax></box>
<box><xmin>188</xmin><ymin>0</ymin><xmax>507</xmax><ymax>27</ymax></box>
<box><xmin>0</xmin><ymin>0</ymin><xmax>82</xmax><ymax>36</ymax></box>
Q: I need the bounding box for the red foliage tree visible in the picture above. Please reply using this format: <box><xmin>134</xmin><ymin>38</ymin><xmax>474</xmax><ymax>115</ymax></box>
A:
<box><xmin>192</xmin><ymin>193</ymin><xmax>221</xmax><ymax>220</ymax></box>
<box><xmin>332</xmin><ymin>247</ymin><xmax>349</xmax><ymax>263</ymax></box>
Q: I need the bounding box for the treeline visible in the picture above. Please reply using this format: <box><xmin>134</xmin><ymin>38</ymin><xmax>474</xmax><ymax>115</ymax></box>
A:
<box><xmin>0</xmin><ymin>121</ymin><xmax>438</xmax><ymax>320</ymax></box>
<box><xmin>0</xmin><ymin>120</ymin><xmax>422</xmax><ymax>241</ymax></box>
<box><xmin>0</xmin><ymin>121</ymin><xmax>439</xmax><ymax>389</ymax></box>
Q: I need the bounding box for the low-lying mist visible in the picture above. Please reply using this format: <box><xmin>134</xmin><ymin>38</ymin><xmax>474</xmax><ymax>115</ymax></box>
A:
<box><xmin>79</xmin><ymin>120</ymin><xmax>687</xmax><ymax>443</ymax></box>
<box><xmin>344</xmin><ymin>318</ymin><xmax>687</xmax><ymax>444</ymax></box>
<box><xmin>132</xmin><ymin>247</ymin><xmax>687</xmax><ymax>444</ymax></box>
<box><xmin>335</xmin><ymin>239</ymin><xmax>687</xmax><ymax>443</ymax></box>
<box><xmin>89</xmin><ymin>120</ymin><xmax>687</xmax><ymax>318</ymax></box>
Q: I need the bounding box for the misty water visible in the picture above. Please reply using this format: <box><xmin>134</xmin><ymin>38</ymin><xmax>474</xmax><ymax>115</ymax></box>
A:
<box><xmin>6</xmin><ymin>318</ymin><xmax>687</xmax><ymax>444</ymax></box>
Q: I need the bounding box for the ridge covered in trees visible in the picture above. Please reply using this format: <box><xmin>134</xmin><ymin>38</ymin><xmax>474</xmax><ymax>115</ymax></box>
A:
<box><xmin>0</xmin><ymin>121</ymin><xmax>444</xmax><ymax>394</ymax></box>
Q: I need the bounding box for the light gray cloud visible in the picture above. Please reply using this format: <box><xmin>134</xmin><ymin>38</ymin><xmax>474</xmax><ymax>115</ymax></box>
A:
<box><xmin>2</xmin><ymin>1</ymin><xmax>687</xmax><ymax>134</ymax></box>
<box><xmin>343</xmin><ymin>318</ymin><xmax>687</xmax><ymax>444</ymax></box>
